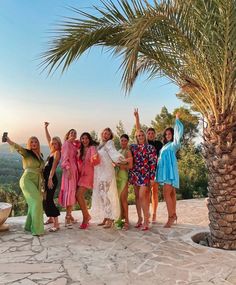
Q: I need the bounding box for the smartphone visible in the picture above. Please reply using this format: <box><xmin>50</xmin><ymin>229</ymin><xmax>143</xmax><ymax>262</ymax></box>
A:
<box><xmin>2</xmin><ymin>132</ymin><xmax>8</xmax><ymax>143</ymax></box>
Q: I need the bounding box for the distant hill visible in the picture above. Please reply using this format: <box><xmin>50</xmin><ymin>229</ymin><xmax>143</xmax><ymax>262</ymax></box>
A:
<box><xmin>0</xmin><ymin>144</ymin><xmax>50</xmax><ymax>159</ymax></box>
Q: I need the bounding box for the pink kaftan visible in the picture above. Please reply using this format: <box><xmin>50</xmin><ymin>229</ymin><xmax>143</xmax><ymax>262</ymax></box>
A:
<box><xmin>59</xmin><ymin>140</ymin><xmax>80</xmax><ymax>207</ymax></box>
<box><xmin>78</xmin><ymin>146</ymin><xmax>96</xmax><ymax>189</ymax></box>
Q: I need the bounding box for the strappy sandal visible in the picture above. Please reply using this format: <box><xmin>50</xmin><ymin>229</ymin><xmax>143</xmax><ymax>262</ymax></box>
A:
<box><xmin>122</xmin><ymin>222</ymin><xmax>129</xmax><ymax>231</ymax></box>
<box><xmin>44</xmin><ymin>219</ymin><xmax>53</xmax><ymax>225</ymax></box>
<box><xmin>103</xmin><ymin>219</ymin><xmax>114</xmax><ymax>229</ymax></box>
<box><xmin>49</xmin><ymin>227</ymin><xmax>60</xmax><ymax>232</ymax></box>
<box><xmin>98</xmin><ymin>218</ymin><xmax>108</xmax><ymax>226</ymax></box>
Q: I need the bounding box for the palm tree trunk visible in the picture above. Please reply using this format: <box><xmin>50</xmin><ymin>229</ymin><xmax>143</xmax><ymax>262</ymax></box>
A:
<box><xmin>203</xmin><ymin>115</ymin><xmax>236</xmax><ymax>250</ymax></box>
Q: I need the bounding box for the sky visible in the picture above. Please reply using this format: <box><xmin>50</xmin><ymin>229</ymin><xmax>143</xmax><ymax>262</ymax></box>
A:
<box><xmin>0</xmin><ymin>0</ymin><xmax>183</xmax><ymax>145</ymax></box>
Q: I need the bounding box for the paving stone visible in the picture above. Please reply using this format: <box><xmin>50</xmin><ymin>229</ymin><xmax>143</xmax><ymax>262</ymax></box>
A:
<box><xmin>0</xmin><ymin>273</ymin><xmax>31</xmax><ymax>284</ymax></box>
<box><xmin>29</xmin><ymin>272</ymin><xmax>65</xmax><ymax>281</ymax></box>
<box><xmin>11</xmin><ymin>279</ymin><xmax>38</xmax><ymax>285</ymax></box>
<box><xmin>0</xmin><ymin>263</ymin><xmax>61</xmax><ymax>273</ymax></box>
<box><xmin>1</xmin><ymin>200</ymin><xmax>236</xmax><ymax>285</ymax></box>
<box><xmin>47</xmin><ymin>277</ymin><xmax>67</xmax><ymax>285</ymax></box>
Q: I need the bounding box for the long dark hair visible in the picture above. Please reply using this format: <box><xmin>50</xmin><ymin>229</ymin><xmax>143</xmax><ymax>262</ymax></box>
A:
<box><xmin>163</xmin><ymin>127</ymin><xmax>174</xmax><ymax>145</ymax></box>
<box><xmin>79</xmin><ymin>132</ymin><xmax>98</xmax><ymax>160</ymax></box>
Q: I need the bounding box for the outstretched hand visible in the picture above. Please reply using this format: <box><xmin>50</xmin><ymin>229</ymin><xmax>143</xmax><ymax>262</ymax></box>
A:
<box><xmin>134</xmin><ymin>108</ymin><xmax>139</xmax><ymax>118</ymax></box>
<box><xmin>175</xmin><ymin>112</ymin><xmax>180</xmax><ymax>119</ymax></box>
<box><xmin>44</xmin><ymin>122</ymin><xmax>49</xmax><ymax>128</ymax></box>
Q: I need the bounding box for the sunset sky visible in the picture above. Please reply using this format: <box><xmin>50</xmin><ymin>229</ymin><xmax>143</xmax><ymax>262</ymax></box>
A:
<box><xmin>0</xmin><ymin>0</ymin><xmax>182</xmax><ymax>145</ymax></box>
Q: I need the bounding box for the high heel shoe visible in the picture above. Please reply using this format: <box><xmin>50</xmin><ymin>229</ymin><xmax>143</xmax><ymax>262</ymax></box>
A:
<box><xmin>79</xmin><ymin>223</ymin><xmax>89</xmax><ymax>230</ymax></box>
<box><xmin>65</xmin><ymin>215</ymin><xmax>73</xmax><ymax>229</ymax></box>
<box><xmin>122</xmin><ymin>222</ymin><xmax>129</xmax><ymax>231</ymax></box>
<box><xmin>141</xmin><ymin>226</ymin><xmax>149</xmax><ymax>231</ymax></box>
<box><xmin>134</xmin><ymin>218</ymin><xmax>143</xmax><ymax>228</ymax></box>
<box><xmin>152</xmin><ymin>213</ymin><xmax>157</xmax><ymax>224</ymax></box>
<box><xmin>97</xmin><ymin>218</ymin><xmax>108</xmax><ymax>226</ymax></box>
<box><xmin>103</xmin><ymin>219</ymin><xmax>114</xmax><ymax>229</ymax></box>
<box><xmin>164</xmin><ymin>215</ymin><xmax>177</xmax><ymax>228</ymax></box>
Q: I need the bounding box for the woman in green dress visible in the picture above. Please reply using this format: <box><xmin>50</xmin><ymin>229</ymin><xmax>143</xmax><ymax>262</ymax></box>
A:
<box><xmin>116</xmin><ymin>134</ymin><xmax>133</xmax><ymax>230</ymax></box>
<box><xmin>5</xmin><ymin>136</ymin><xmax>44</xmax><ymax>236</ymax></box>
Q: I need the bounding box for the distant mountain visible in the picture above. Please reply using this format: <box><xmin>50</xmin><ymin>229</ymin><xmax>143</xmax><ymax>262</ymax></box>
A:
<box><xmin>0</xmin><ymin>144</ymin><xmax>50</xmax><ymax>159</ymax></box>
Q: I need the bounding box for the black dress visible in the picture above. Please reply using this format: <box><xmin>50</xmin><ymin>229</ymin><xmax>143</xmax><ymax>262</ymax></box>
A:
<box><xmin>148</xmin><ymin>140</ymin><xmax>163</xmax><ymax>158</ymax></box>
<box><xmin>43</xmin><ymin>155</ymin><xmax>60</xmax><ymax>217</ymax></box>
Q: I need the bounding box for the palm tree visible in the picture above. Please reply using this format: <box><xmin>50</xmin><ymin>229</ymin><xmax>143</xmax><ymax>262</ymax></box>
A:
<box><xmin>41</xmin><ymin>0</ymin><xmax>236</xmax><ymax>249</ymax></box>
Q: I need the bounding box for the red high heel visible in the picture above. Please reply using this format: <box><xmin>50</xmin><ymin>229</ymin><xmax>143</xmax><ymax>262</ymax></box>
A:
<box><xmin>141</xmin><ymin>226</ymin><xmax>149</xmax><ymax>231</ymax></box>
<box><xmin>164</xmin><ymin>215</ymin><xmax>177</xmax><ymax>228</ymax></box>
<box><xmin>79</xmin><ymin>223</ymin><xmax>89</xmax><ymax>230</ymax></box>
<box><xmin>134</xmin><ymin>222</ymin><xmax>143</xmax><ymax>228</ymax></box>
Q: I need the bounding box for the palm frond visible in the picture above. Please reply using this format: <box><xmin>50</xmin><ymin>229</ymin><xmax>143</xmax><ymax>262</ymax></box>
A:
<box><xmin>41</xmin><ymin>0</ymin><xmax>236</xmax><ymax>121</ymax></box>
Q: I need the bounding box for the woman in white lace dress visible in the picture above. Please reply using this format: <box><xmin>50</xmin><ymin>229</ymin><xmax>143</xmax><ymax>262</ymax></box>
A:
<box><xmin>91</xmin><ymin>128</ymin><xmax>126</xmax><ymax>228</ymax></box>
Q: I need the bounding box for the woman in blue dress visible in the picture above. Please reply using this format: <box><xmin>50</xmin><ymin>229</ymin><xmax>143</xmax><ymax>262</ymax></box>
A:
<box><xmin>155</xmin><ymin>113</ymin><xmax>184</xmax><ymax>228</ymax></box>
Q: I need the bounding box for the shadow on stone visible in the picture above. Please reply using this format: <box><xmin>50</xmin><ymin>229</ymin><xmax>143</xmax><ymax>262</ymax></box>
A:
<box><xmin>192</xmin><ymin>231</ymin><xmax>211</xmax><ymax>247</ymax></box>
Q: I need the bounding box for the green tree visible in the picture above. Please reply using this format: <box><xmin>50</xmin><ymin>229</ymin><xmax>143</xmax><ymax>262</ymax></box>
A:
<box><xmin>151</xmin><ymin>106</ymin><xmax>199</xmax><ymax>143</ymax></box>
<box><xmin>42</xmin><ymin>0</ymin><xmax>236</xmax><ymax>249</ymax></box>
<box><xmin>90</xmin><ymin>130</ymin><xmax>99</xmax><ymax>143</ymax></box>
<box><xmin>178</xmin><ymin>144</ymin><xmax>208</xmax><ymax>199</ymax></box>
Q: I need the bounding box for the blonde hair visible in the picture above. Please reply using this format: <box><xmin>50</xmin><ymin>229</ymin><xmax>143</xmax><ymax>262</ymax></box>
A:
<box><xmin>135</xmin><ymin>129</ymin><xmax>147</xmax><ymax>144</ymax></box>
<box><xmin>50</xmin><ymin>136</ymin><xmax>62</xmax><ymax>151</ymax></box>
<box><xmin>64</xmin><ymin>129</ymin><xmax>77</xmax><ymax>141</ymax></box>
<box><xmin>26</xmin><ymin>136</ymin><xmax>41</xmax><ymax>155</ymax></box>
<box><xmin>101</xmin><ymin>127</ymin><xmax>113</xmax><ymax>141</ymax></box>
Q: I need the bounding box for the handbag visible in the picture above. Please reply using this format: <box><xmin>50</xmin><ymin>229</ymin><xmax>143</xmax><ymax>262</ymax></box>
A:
<box><xmin>91</xmin><ymin>153</ymin><xmax>100</xmax><ymax>166</ymax></box>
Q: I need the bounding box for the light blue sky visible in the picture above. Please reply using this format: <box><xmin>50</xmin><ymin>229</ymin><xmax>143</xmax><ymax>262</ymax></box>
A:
<box><xmin>0</xmin><ymin>0</ymin><xmax>183</xmax><ymax>144</ymax></box>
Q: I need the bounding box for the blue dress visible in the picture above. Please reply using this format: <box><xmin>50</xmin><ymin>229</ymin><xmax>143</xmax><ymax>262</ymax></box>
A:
<box><xmin>155</xmin><ymin>119</ymin><xmax>184</xmax><ymax>189</ymax></box>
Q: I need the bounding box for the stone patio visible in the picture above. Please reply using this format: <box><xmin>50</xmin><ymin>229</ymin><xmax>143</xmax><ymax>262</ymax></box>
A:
<box><xmin>1</xmin><ymin>199</ymin><xmax>236</xmax><ymax>285</ymax></box>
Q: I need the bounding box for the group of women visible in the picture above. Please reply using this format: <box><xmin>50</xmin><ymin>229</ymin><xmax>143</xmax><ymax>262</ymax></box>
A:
<box><xmin>4</xmin><ymin>109</ymin><xmax>183</xmax><ymax>236</ymax></box>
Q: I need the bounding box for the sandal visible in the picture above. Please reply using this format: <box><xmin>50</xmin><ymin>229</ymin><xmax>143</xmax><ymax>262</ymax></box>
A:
<box><xmin>49</xmin><ymin>227</ymin><xmax>60</xmax><ymax>232</ymax></box>
<box><xmin>103</xmin><ymin>219</ymin><xmax>114</xmax><ymax>229</ymax></box>
<box><xmin>98</xmin><ymin>218</ymin><xmax>108</xmax><ymax>226</ymax></box>
<box><xmin>152</xmin><ymin>213</ymin><xmax>157</xmax><ymax>224</ymax></box>
<box><xmin>44</xmin><ymin>219</ymin><xmax>53</xmax><ymax>225</ymax></box>
<box><xmin>122</xmin><ymin>222</ymin><xmax>129</xmax><ymax>231</ymax></box>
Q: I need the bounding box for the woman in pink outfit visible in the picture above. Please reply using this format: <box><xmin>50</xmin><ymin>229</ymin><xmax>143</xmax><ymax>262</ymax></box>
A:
<box><xmin>59</xmin><ymin>129</ymin><xmax>80</xmax><ymax>228</ymax></box>
<box><xmin>76</xmin><ymin>132</ymin><xmax>98</xmax><ymax>229</ymax></box>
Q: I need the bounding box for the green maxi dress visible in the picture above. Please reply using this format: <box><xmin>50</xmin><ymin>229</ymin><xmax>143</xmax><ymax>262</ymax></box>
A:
<box><xmin>12</xmin><ymin>143</ymin><xmax>44</xmax><ymax>235</ymax></box>
<box><xmin>116</xmin><ymin>149</ymin><xmax>129</xmax><ymax>197</ymax></box>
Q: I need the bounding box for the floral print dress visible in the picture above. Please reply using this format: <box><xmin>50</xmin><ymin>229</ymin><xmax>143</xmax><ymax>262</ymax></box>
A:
<box><xmin>129</xmin><ymin>144</ymin><xmax>157</xmax><ymax>186</ymax></box>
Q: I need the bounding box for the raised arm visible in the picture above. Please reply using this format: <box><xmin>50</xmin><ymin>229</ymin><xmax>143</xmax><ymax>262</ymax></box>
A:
<box><xmin>172</xmin><ymin>113</ymin><xmax>184</xmax><ymax>151</ymax></box>
<box><xmin>6</xmin><ymin>137</ymin><xmax>28</xmax><ymax>157</ymax></box>
<box><xmin>134</xmin><ymin>108</ymin><xmax>141</xmax><ymax>131</ymax></box>
<box><xmin>44</xmin><ymin>122</ymin><xmax>51</xmax><ymax>147</ymax></box>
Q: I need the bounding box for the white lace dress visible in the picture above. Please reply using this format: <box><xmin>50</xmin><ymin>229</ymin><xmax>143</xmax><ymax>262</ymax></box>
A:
<box><xmin>91</xmin><ymin>140</ymin><xmax>124</xmax><ymax>222</ymax></box>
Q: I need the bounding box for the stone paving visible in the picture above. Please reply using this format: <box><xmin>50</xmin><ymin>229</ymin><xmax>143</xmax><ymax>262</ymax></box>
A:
<box><xmin>1</xmin><ymin>199</ymin><xmax>236</xmax><ymax>285</ymax></box>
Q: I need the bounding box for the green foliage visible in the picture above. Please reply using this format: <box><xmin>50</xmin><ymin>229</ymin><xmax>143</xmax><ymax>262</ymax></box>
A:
<box><xmin>151</xmin><ymin>106</ymin><xmax>199</xmax><ymax>143</ymax></box>
<box><xmin>178</xmin><ymin>144</ymin><xmax>208</xmax><ymax>199</ymax></box>
<box><xmin>0</xmin><ymin>183</ymin><xmax>27</xmax><ymax>216</ymax></box>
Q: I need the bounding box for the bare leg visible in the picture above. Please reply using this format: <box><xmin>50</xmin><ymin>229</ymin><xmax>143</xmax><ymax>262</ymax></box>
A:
<box><xmin>76</xmin><ymin>187</ymin><xmax>90</xmax><ymax>223</ymax></box>
<box><xmin>163</xmin><ymin>184</ymin><xmax>175</xmax><ymax>227</ymax></box>
<box><xmin>53</xmin><ymin>217</ymin><xmax>60</xmax><ymax>229</ymax></box>
<box><xmin>134</xmin><ymin>186</ymin><xmax>142</xmax><ymax>225</ymax></box>
<box><xmin>170</xmin><ymin>187</ymin><xmax>177</xmax><ymax>218</ymax></box>
<box><xmin>151</xmin><ymin>182</ymin><xmax>158</xmax><ymax>222</ymax></box>
<box><xmin>139</xmin><ymin>186</ymin><xmax>150</xmax><ymax>228</ymax></box>
<box><xmin>120</xmin><ymin>183</ymin><xmax>129</xmax><ymax>225</ymax></box>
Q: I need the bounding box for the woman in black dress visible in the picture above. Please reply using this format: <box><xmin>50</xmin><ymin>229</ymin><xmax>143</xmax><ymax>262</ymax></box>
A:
<box><xmin>43</xmin><ymin>122</ymin><xmax>61</xmax><ymax>232</ymax></box>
